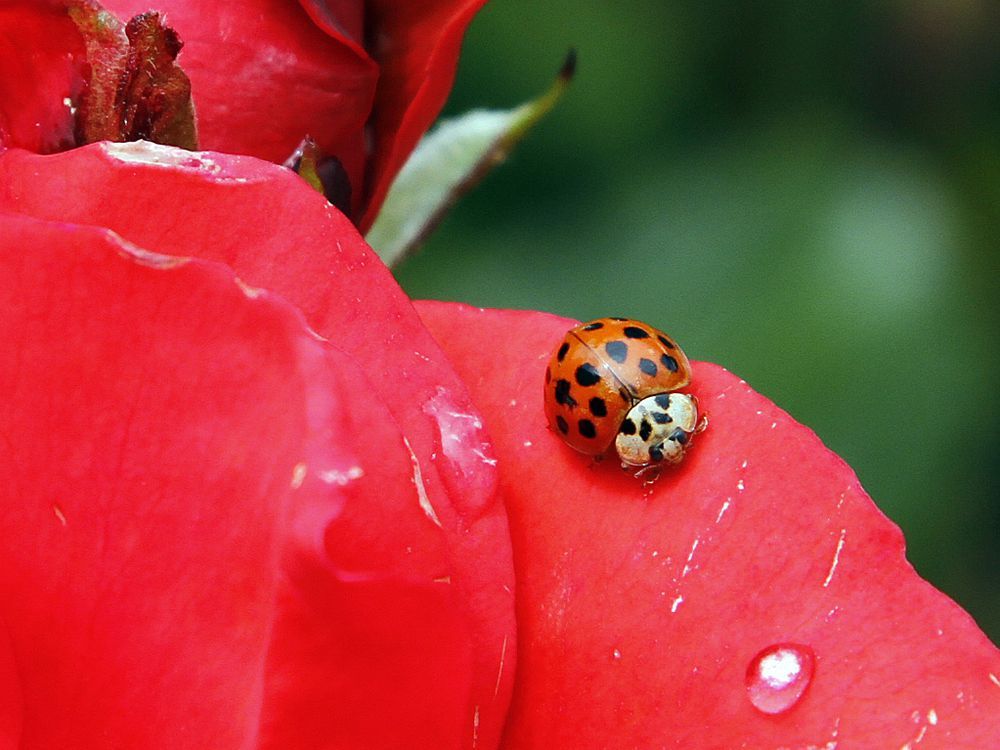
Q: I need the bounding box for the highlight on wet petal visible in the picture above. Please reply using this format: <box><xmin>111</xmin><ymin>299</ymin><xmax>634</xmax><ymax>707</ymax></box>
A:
<box><xmin>745</xmin><ymin>643</ymin><xmax>815</xmax><ymax>715</ymax></box>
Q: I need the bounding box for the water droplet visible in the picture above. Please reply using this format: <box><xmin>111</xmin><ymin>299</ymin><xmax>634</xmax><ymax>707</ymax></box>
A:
<box><xmin>610</xmin><ymin>648</ymin><xmax>622</xmax><ymax>662</ymax></box>
<box><xmin>745</xmin><ymin>643</ymin><xmax>815</xmax><ymax>715</ymax></box>
<box><xmin>422</xmin><ymin>387</ymin><xmax>497</xmax><ymax>517</ymax></box>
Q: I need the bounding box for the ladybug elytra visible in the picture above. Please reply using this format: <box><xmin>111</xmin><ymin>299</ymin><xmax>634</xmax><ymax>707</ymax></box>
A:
<box><xmin>544</xmin><ymin>318</ymin><xmax>705</xmax><ymax>478</ymax></box>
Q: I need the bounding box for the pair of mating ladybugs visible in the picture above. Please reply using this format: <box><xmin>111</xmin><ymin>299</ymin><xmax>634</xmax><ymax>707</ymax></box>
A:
<box><xmin>544</xmin><ymin>318</ymin><xmax>706</xmax><ymax>479</ymax></box>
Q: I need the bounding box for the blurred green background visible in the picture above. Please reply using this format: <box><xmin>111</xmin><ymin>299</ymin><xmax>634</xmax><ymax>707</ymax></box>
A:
<box><xmin>394</xmin><ymin>0</ymin><xmax>1000</xmax><ymax>640</ymax></box>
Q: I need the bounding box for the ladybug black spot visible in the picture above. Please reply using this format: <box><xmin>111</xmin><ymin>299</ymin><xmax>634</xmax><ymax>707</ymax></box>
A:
<box><xmin>575</xmin><ymin>363</ymin><xmax>601</xmax><ymax>387</ymax></box>
<box><xmin>605</xmin><ymin>340</ymin><xmax>628</xmax><ymax>363</ymax></box>
<box><xmin>657</xmin><ymin>335</ymin><xmax>675</xmax><ymax>349</ymax></box>
<box><xmin>619</xmin><ymin>418</ymin><xmax>637</xmax><ymax>435</ymax></box>
<box><xmin>589</xmin><ymin>397</ymin><xmax>608</xmax><ymax>417</ymax></box>
<box><xmin>660</xmin><ymin>354</ymin><xmax>679</xmax><ymax>372</ymax></box>
<box><xmin>652</xmin><ymin>411</ymin><xmax>672</xmax><ymax>424</ymax></box>
<box><xmin>624</xmin><ymin>326</ymin><xmax>649</xmax><ymax>339</ymax></box>
<box><xmin>654</xmin><ymin>394</ymin><xmax>671</xmax><ymax>409</ymax></box>
<box><xmin>554</xmin><ymin>379</ymin><xmax>576</xmax><ymax>408</ymax></box>
<box><xmin>639</xmin><ymin>419</ymin><xmax>652</xmax><ymax>441</ymax></box>
<box><xmin>557</xmin><ymin>342</ymin><xmax>569</xmax><ymax>362</ymax></box>
<box><xmin>582</xmin><ymin>321</ymin><xmax>604</xmax><ymax>331</ymax></box>
<box><xmin>639</xmin><ymin>358</ymin><xmax>657</xmax><ymax>376</ymax></box>
<box><xmin>578</xmin><ymin>419</ymin><xmax>597</xmax><ymax>438</ymax></box>
<box><xmin>669</xmin><ymin>427</ymin><xmax>689</xmax><ymax>445</ymax></box>
<box><xmin>556</xmin><ymin>415</ymin><xmax>569</xmax><ymax>434</ymax></box>
<box><xmin>649</xmin><ymin>443</ymin><xmax>664</xmax><ymax>462</ymax></box>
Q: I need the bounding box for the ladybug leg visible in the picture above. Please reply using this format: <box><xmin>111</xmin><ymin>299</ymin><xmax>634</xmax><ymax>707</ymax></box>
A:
<box><xmin>695</xmin><ymin>414</ymin><xmax>709</xmax><ymax>434</ymax></box>
<box><xmin>628</xmin><ymin>463</ymin><xmax>662</xmax><ymax>484</ymax></box>
<box><xmin>622</xmin><ymin>462</ymin><xmax>663</xmax><ymax>485</ymax></box>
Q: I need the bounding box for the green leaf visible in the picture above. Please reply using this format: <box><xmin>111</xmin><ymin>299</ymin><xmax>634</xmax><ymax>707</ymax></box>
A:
<box><xmin>366</xmin><ymin>51</ymin><xmax>575</xmax><ymax>268</ymax></box>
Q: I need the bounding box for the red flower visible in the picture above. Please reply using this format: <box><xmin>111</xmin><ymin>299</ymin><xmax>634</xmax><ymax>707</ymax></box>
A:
<box><xmin>0</xmin><ymin>0</ymin><xmax>486</xmax><ymax>225</ymax></box>
<box><xmin>0</xmin><ymin>143</ymin><xmax>515</xmax><ymax>748</ymax></box>
<box><xmin>1</xmin><ymin>144</ymin><xmax>998</xmax><ymax>748</ymax></box>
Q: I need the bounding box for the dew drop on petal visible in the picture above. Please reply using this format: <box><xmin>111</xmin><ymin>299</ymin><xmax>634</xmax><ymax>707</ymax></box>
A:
<box><xmin>745</xmin><ymin>643</ymin><xmax>815</xmax><ymax>715</ymax></box>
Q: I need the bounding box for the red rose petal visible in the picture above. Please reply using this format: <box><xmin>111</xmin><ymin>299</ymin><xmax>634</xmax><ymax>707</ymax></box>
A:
<box><xmin>0</xmin><ymin>622</ymin><xmax>20</xmax><ymax>747</ymax></box>
<box><xmin>0</xmin><ymin>146</ymin><xmax>515</xmax><ymax>748</ymax></box>
<box><xmin>296</xmin><ymin>0</ymin><xmax>366</xmax><ymax>52</ymax></box>
<box><xmin>0</xmin><ymin>1</ymin><xmax>85</xmax><ymax>152</ymax></box>
<box><xmin>101</xmin><ymin>0</ymin><xmax>377</xmax><ymax>211</ymax></box>
<box><xmin>2</xmin><ymin>1</ymin><xmax>486</xmax><ymax>224</ymax></box>
<box><xmin>416</xmin><ymin>301</ymin><xmax>1000</xmax><ymax>749</ymax></box>
<box><xmin>1</xmin><ymin>213</ymin><xmax>312</xmax><ymax>744</ymax></box>
<box><xmin>0</xmin><ymin>213</ymin><xmax>502</xmax><ymax>748</ymax></box>
<box><xmin>359</xmin><ymin>0</ymin><xmax>489</xmax><ymax>229</ymax></box>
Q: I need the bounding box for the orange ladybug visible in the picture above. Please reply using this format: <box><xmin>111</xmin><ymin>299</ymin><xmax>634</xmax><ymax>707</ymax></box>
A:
<box><xmin>544</xmin><ymin>318</ymin><xmax>705</xmax><ymax>477</ymax></box>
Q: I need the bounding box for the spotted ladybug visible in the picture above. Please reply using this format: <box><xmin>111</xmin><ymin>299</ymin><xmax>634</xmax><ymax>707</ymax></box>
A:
<box><xmin>544</xmin><ymin>317</ymin><xmax>705</xmax><ymax>477</ymax></box>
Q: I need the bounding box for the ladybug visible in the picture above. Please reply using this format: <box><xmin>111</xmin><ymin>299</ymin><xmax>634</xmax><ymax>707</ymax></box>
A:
<box><xmin>544</xmin><ymin>317</ymin><xmax>705</xmax><ymax>477</ymax></box>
